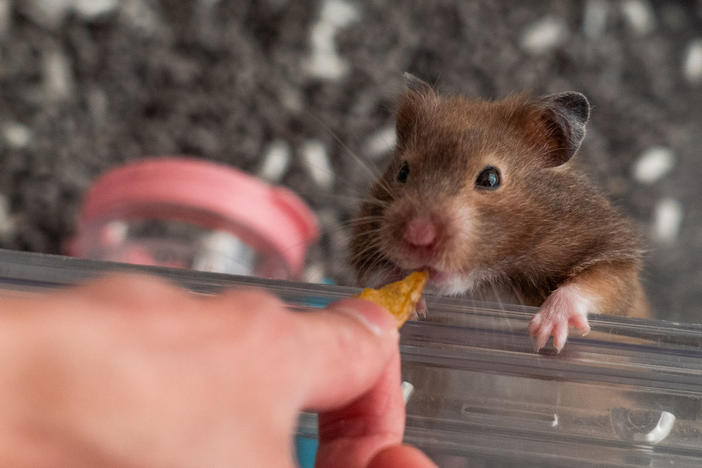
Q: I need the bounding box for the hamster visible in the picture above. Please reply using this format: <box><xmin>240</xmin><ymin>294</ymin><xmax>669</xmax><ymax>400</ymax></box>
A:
<box><xmin>349</xmin><ymin>74</ymin><xmax>649</xmax><ymax>352</ymax></box>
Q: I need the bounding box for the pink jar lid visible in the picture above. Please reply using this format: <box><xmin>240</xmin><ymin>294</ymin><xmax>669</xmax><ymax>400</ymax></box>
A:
<box><xmin>73</xmin><ymin>157</ymin><xmax>318</xmax><ymax>277</ymax></box>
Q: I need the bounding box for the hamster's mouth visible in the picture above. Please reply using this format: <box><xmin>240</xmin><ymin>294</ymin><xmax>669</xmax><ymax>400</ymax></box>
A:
<box><xmin>424</xmin><ymin>267</ymin><xmax>453</xmax><ymax>282</ymax></box>
<box><xmin>418</xmin><ymin>266</ymin><xmax>475</xmax><ymax>296</ymax></box>
<box><xmin>372</xmin><ymin>262</ymin><xmax>472</xmax><ymax>296</ymax></box>
<box><xmin>376</xmin><ymin>264</ymin><xmax>453</xmax><ymax>285</ymax></box>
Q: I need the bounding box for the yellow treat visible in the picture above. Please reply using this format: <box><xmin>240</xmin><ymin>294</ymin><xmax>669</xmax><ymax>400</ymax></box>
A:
<box><xmin>357</xmin><ymin>271</ymin><xmax>428</xmax><ymax>328</ymax></box>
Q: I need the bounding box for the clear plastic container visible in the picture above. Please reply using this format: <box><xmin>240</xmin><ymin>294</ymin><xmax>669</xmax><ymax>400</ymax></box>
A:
<box><xmin>68</xmin><ymin>157</ymin><xmax>318</xmax><ymax>279</ymax></box>
<box><xmin>2</xmin><ymin>249</ymin><xmax>702</xmax><ymax>467</ymax></box>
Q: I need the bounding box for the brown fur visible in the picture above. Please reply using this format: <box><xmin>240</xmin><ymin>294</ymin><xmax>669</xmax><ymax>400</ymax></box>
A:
<box><xmin>350</xmin><ymin>87</ymin><xmax>648</xmax><ymax>318</ymax></box>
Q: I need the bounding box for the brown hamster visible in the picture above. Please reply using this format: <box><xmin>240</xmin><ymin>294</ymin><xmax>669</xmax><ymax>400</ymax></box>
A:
<box><xmin>349</xmin><ymin>74</ymin><xmax>648</xmax><ymax>352</ymax></box>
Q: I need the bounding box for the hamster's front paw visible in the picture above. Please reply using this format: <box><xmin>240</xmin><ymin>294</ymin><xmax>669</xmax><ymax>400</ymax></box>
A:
<box><xmin>529</xmin><ymin>284</ymin><xmax>592</xmax><ymax>352</ymax></box>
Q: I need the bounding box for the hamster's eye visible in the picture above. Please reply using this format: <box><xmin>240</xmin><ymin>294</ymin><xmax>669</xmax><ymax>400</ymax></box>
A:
<box><xmin>475</xmin><ymin>166</ymin><xmax>501</xmax><ymax>190</ymax></box>
<box><xmin>397</xmin><ymin>161</ymin><xmax>410</xmax><ymax>184</ymax></box>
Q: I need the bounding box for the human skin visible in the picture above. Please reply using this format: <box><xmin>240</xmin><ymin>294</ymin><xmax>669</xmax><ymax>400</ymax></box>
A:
<box><xmin>0</xmin><ymin>274</ymin><xmax>437</xmax><ymax>468</ymax></box>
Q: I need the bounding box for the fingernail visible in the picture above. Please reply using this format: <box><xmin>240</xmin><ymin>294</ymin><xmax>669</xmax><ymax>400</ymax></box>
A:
<box><xmin>329</xmin><ymin>298</ymin><xmax>398</xmax><ymax>336</ymax></box>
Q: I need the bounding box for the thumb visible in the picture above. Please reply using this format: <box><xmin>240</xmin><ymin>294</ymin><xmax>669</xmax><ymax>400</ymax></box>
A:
<box><xmin>367</xmin><ymin>445</ymin><xmax>438</xmax><ymax>468</ymax></box>
<box><xmin>291</xmin><ymin>298</ymin><xmax>399</xmax><ymax>411</ymax></box>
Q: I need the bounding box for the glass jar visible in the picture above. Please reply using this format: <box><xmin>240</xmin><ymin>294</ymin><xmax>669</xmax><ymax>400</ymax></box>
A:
<box><xmin>69</xmin><ymin>157</ymin><xmax>318</xmax><ymax>280</ymax></box>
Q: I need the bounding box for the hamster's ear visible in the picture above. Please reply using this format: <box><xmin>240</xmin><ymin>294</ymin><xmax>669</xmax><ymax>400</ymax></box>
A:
<box><xmin>537</xmin><ymin>91</ymin><xmax>590</xmax><ymax>166</ymax></box>
<box><xmin>396</xmin><ymin>73</ymin><xmax>436</xmax><ymax>145</ymax></box>
<box><xmin>402</xmin><ymin>72</ymin><xmax>434</xmax><ymax>95</ymax></box>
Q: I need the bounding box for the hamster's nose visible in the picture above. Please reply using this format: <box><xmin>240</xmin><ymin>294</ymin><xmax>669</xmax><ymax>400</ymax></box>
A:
<box><xmin>403</xmin><ymin>217</ymin><xmax>437</xmax><ymax>247</ymax></box>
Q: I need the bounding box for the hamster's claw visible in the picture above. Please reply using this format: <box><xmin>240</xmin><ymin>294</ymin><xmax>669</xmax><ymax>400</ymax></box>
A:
<box><xmin>529</xmin><ymin>313</ymin><xmax>567</xmax><ymax>352</ymax></box>
<box><xmin>414</xmin><ymin>296</ymin><xmax>428</xmax><ymax>320</ymax></box>
<box><xmin>529</xmin><ymin>284</ymin><xmax>592</xmax><ymax>353</ymax></box>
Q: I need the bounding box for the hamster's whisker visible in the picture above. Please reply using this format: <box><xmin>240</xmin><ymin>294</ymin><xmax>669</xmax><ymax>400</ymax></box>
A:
<box><xmin>339</xmin><ymin>217</ymin><xmax>384</xmax><ymax>229</ymax></box>
<box><xmin>332</xmin><ymin>218</ymin><xmax>383</xmax><ymax>236</ymax></box>
<box><xmin>294</xmin><ymin>190</ymin><xmax>379</xmax><ymax>207</ymax></box>
<box><xmin>363</xmin><ymin>253</ymin><xmax>391</xmax><ymax>281</ymax></box>
<box><xmin>343</xmin><ymin>198</ymin><xmax>390</xmax><ymax>211</ymax></box>
<box><xmin>303</xmin><ymin>110</ymin><xmax>396</xmax><ymax>200</ymax></box>
<box><xmin>353</xmin><ymin>247</ymin><xmax>387</xmax><ymax>276</ymax></box>
<box><xmin>362</xmin><ymin>196</ymin><xmax>391</xmax><ymax>208</ymax></box>
<box><xmin>296</xmin><ymin>187</ymin><xmax>390</xmax><ymax>213</ymax></box>
<box><xmin>344</xmin><ymin>219</ymin><xmax>385</xmax><ymax>235</ymax></box>
<box><xmin>344</xmin><ymin>228</ymin><xmax>384</xmax><ymax>241</ymax></box>
<box><xmin>373</xmin><ymin>178</ymin><xmax>398</xmax><ymax>202</ymax></box>
<box><xmin>290</xmin><ymin>160</ymin><xmax>369</xmax><ymax>199</ymax></box>
<box><xmin>349</xmin><ymin>239</ymin><xmax>384</xmax><ymax>264</ymax></box>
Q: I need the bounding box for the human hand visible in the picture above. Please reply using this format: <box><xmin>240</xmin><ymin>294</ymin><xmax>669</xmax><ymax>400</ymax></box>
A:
<box><xmin>0</xmin><ymin>274</ymin><xmax>436</xmax><ymax>468</ymax></box>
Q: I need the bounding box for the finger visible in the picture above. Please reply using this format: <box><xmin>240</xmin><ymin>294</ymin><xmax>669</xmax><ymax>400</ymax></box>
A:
<box><xmin>552</xmin><ymin>320</ymin><xmax>569</xmax><ymax>353</ymax></box>
<box><xmin>367</xmin><ymin>444</ymin><xmax>439</xmax><ymax>468</ymax></box>
<box><xmin>531</xmin><ymin>320</ymin><xmax>553</xmax><ymax>352</ymax></box>
<box><xmin>289</xmin><ymin>298</ymin><xmax>399</xmax><ymax>412</ymax></box>
<box><xmin>569</xmin><ymin>312</ymin><xmax>591</xmax><ymax>336</ymax></box>
<box><xmin>528</xmin><ymin>313</ymin><xmax>543</xmax><ymax>334</ymax></box>
<box><xmin>53</xmin><ymin>273</ymin><xmax>190</xmax><ymax>314</ymax></box>
<box><xmin>206</xmin><ymin>288</ymin><xmax>287</xmax><ymax>323</ymax></box>
<box><xmin>315</xmin><ymin>350</ymin><xmax>404</xmax><ymax>468</ymax></box>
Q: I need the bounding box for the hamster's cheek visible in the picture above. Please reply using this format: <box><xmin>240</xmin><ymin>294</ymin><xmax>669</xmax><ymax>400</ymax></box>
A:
<box><xmin>435</xmin><ymin>203</ymin><xmax>480</xmax><ymax>267</ymax></box>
